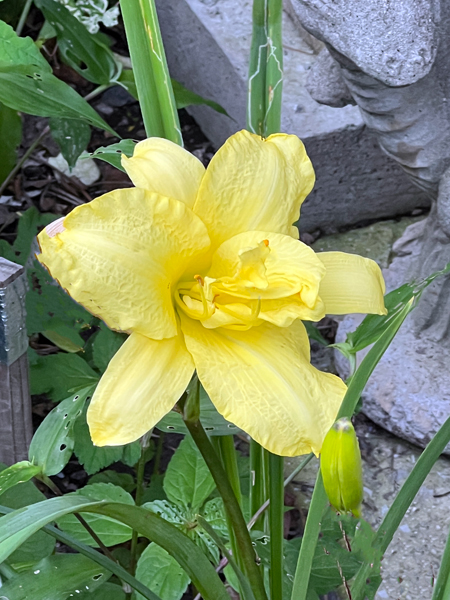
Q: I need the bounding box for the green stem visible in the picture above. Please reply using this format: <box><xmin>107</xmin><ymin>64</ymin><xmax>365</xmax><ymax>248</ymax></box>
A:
<box><xmin>250</xmin><ymin>440</ymin><xmax>265</xmax><ymax>531</ymax></box>
<box><xmin>0</xmin><ymin>562</ymin><xmax>16</xmax><ymax>580</ymax></box>
<box><xmin>218</xmin><ymin>436</ymin><xmax>242</xmax><ymax>506</ymax></box>
<box><xmin>84</xmin><ymin>84</ymin><xmax>111</xmax><ymax>103</ymax></box>
<box><xmin>268</xmin><ymin>453</ymin><xmax>284</xmax><ymax>600</ymax></box>
<box><xmin>0</xmin><ymin>125</ymin><xmax>49</xmax><ymax>196</ymax></box>
<box><xmin>264</xmin><ymin>0</ymin><xmax>283</xmax><ymax>135</ymax></box>
<box><xmin>153</xmin><ymin>431</ymin><xmax>164</xmax><ymax>476</ymax></box>
<box><xmin>185</xmin><ymin>419</ymin><xmax>268</xmax><ymax>600</ymax></box>
<box><xmin>352</xmin><ymin>414</ymin><xmax>450</xmax><ymax>599</ymax></box>
<box><xmin>120</xmin><ymin>0</ymin><xmax>165</xmax><ymax>138</ymax></box>
<box><xmin>16</xmin><ymin>0</ymin><xmax>33</xmax><ymax>36</ymax></box>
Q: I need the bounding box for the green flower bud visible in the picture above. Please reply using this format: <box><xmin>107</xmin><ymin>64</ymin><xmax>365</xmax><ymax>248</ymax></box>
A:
<box><xmin>320</xmin><ymin>417</ymin><xmax>363</xmax><ymax>517</ymax></box>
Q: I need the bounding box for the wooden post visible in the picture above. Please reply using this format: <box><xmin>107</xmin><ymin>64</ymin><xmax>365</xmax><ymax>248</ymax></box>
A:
<box><xmin>0</xmin><ymin>257</ymin><xmax>32</xmax><ymax>465</ymax></box>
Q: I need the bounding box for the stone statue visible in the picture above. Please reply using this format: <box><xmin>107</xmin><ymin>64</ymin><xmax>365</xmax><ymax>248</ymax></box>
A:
<box><xmin>287</xmin><ymin>0</ymin><xmax>450</xmax><ymax>449</ymax></box>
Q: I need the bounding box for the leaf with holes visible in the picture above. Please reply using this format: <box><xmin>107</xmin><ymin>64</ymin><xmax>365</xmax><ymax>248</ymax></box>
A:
<box><xmin>135</xmin><ymin>543</ymin><xmax>190</xmax><ymax>600</ymax></box>
<box><xmin>0</xmin><ymin>461</ymin><xmax>42</xmax><ymax>496</ymax></box>
<box><xmin>157</xmin><ymin>385</ymin><xmax>240</xmax><ymax>436</ymax></box>
<box><xmin>0</xmin><ymin>63</ymin><xmax>116</xmax><ymax>134</ymax></box>
<box><xmin>163</xmin><ymin>436</ymin><xmax>216</xmax><ymax>511</ymax></box>
<box><xmin>78</xmin><ymin>582</ymin><xmax>126</xmax><ymax>600</ymax></box>
<box><xmin>57</xmin><ymin>484</ymin><xmax>134</xmax><ymax>547</ymax></box>
<box><xmin>49</xmin><ymin>117</ymin><xmax>91</xmax><ymax>169</ymax></box>
<box><xmin>28</xmin><ymin>387</ymin><xmax>93</xmax><ymax>476</ymax></box>
<box><xmin>0</xmin><ymin>553</ymin><xmax>110</xmax><ymax>600</ymax></box>
<box><xmin>88</xmin><ymin>471</ymin><xmax>136</xmax><ymax>493</ymax></box>
<box><xmin>84</xmin><ymin>139</ymin><xmax>137</xmax><ymax>172</ymax></box>
<box><xmin>35</xmin><ymin>0</ymin><xmax>119</xmax><ymax>84</ymax></box>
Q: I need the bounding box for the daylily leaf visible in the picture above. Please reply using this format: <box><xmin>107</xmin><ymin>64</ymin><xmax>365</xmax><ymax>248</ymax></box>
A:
<box><xmin>0</xmin><ymin>554</ymin><xmax>111</xmax><ymax>600</ymax></box>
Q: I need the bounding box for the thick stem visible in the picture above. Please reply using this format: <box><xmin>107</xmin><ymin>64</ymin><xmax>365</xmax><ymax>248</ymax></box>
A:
<box><xmin>268</xmin><ymin>452</ymin><xmax>284</xmax><ymax>600</ymax></box>
<box><xmin>250</xmin><ymin>440</ymin><xmax>265</xmax><ymax>531</ymax></box>
<box><xmin>185</xmin><ymin>419</ymin><xmax>268</xmax><ymax>600</ymax></box>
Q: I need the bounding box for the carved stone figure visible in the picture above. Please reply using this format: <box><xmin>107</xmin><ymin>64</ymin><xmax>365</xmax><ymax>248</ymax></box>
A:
<box><xmin>288</xmin><ymin>0</ymin><xmax>450</xmax><ymax>449</ymax></box>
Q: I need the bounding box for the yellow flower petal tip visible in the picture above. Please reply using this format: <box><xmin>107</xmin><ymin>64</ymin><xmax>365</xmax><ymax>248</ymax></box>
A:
<box><xmin>39</xmin><ymin>129</ymin><xmax>386</xmax><ymax>456</ymax></box>
<box><xmin>320</xmin><ymin>417</ymin><xmax>363</xmax><ymax>517</ymax></box>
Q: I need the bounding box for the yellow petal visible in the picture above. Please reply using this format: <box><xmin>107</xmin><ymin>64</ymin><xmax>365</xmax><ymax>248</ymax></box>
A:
<box><xmin>317</xmin><ymin>252</ymin><xmax>387</xmax><ymax>315</ymax></box>
<box><xmin>180</xmin><ymin>315</ymin><xmax>347</xmax><ymax>456</ymax></box>
<box><xmin>37</xmin><ymin>188</ymin><xmax>210</xmax><ymax>339</ymax></box>
<box><xmin>207</xmin><ymin>231</ymin><xmax>325</xmax><ymax>301</ymax></box>
<box><xmin>122</xmin><ymin>137</ymin><xmax>205</xmax><ymax>208</ymax></box>
<box><xmin>260</xmin><ymin>295</ymin><xmax>326</xmax><ymax>327</ymax></box>
<box><xmin>193</xmin><ymin>130</ymin><xmax>315</xmax><ymax>250</ymax></box>
<box><xmin>87</xmin><ymin>330</ymin><xmax>194</xmax><ymax>446</ymax></box>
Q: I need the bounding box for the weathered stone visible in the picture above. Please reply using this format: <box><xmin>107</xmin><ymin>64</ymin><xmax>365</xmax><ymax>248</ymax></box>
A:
<box><xmin>156</xmin><ymin>0</ymin><xmax>428</xmax><ymax>232</ymax></box>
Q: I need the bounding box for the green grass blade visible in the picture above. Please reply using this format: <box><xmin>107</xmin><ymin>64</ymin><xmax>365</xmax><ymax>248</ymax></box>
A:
<box><xmin>268</xmin><ymin>452</ymin><xmax>284</xmax><ymax>600</ymax></box>
<box><xmin>432</xmin><ymin>525</ymin><xmax>450</xmax><ymax>600</ymax></box>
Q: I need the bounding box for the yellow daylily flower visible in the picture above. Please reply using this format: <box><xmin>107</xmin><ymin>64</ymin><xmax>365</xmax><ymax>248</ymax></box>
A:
<box><xmin>37</xmin><ymin>130</ymin><xmax>386</xmax><ymax>457</ymax></box>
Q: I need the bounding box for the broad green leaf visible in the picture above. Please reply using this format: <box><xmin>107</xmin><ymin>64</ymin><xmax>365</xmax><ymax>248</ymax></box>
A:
<box><xmin>53</xmin><ymin>0</ymin><xmax>119</xmax><ymax>34</ymax></box>
<box><xmin>0</xmin><ymin>461</ymin><xmax>41</xmax><ymax>496</ymax></box>
<box><xmin>157</xmin><ymin>385</ymin><xmax>240</xmax><ymax>436</ymax></box>
<box><xmin>49</xmin><ymin>117</ymin><xmax>91</xmax><ymax>169</ymax></box>
<box><xmin>29</xmin><ymin>351</ymin><xmax>99</xmax><ymax>401</ymax></box>
<box><xmin>78</xmin><ymin>582</ymin><xmax>126</xmax><ymax>600</ymax></box>
<box><xmin>84</xmin><ymin>139</ymin><xmax>136</xmax><ymax>172</ymax></box>
<box><xmin>0</xmin><ymin>64</ymin><xmax>116</xmax><ymax>134</ymax></box>
<box><xmin>0</xmin><ymin>20</ymin><xmax>50</xmax><ymax>71</ymax></box>
<box><xmin>91</xmin><ymin>322</ymin><xmax>126</xmax><ymax>372</ymax></box>
<box><xmin>41</xmin><ymin>325</ymin><xmax>85</xmax><ymax>353</ymax></box>
<box><xmin>57</xmin><ymin>483</ymin><xmax>134</xmax><ymax>547</ymax></box>
<box><xmin>0</xmin><ymin>466</ymin><xmax>55</xmax><ymax>565</ymax></box>
<box><xmin>0</xmin><ymin>103</ymin><xmax>22</xmax><ymax>185</ymax></box>
<box><xmin>0</xmin><ymin>553</ymin><xmax>110</xmax><ymax>600</ymax></box>
<box><xmin>121</xmin><ymin>440</ymin><xmax>142</xmax><ymax>467</ymax></box>
<box><xmin>35</xmin><ymin>0</ymin><xmax>119</xmax><ymax>85</ymax></box>
<box><xmin>0</xmin><ymin>498</ymin><xmax>230</xmax><ymax>600</ymax></box>
<box><xmin>88</xmin><ymin>471</ymin><xmax>136</xmax><ymax>493</ymax></box>
<box><xmin>201</xmin><ymin>497</ymin><xmax>228</xmax><ymax>537</ymax></box>
<box><xmin>135</xmin><ymin>543</ymin><xmax>190</xmax><ymax>600</ymax></box>
<box><xmin>163</xmin><ymin>436</ymin><xmax>215</xmax><ymax>511</ymax></box>
<box><xmin>28</xmin><ymin>387</ymin><xmax>93</xmax><ymax>475</ymax></box>
<box><xmin>141</xmin><ymin>473</ymin><xmax>166</xmax><ymax>503</ymax></box>
<box><xmin>73</xmin><ymin>405</ymin><xmax>123</xmax><ymax>475</ymax></box>
<box><xmin>143</xmin><ymin>500</ymin><xmax>185</xmax><ymax>528</ymax></box>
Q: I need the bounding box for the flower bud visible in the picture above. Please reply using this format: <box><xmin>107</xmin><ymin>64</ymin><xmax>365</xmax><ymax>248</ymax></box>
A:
<box><xmin>320</xmin><ymin>417</ymin><xmax>363</xmax><ymax>517</ymax></box>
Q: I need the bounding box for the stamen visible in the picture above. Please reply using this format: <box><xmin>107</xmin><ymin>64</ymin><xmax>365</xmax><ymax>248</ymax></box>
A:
<box><xmin>219</xmin><ymin>296</ymin><xmax>262</xmax><ymax>325</ymax></box>
<box><xmin>262</xmin><ymin>239</ymin><xmax>269</xmax><ymax>247</ymax></box>
<box><xmin>194</xmin><ymin>274</ymin><xmax>204</xmax><ymax>286</ymax></box>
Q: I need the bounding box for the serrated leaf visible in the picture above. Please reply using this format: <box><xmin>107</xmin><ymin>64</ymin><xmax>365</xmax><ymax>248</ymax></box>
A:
<box><xmin>200</xmin><ymin>497</ymin><xmax>228</xmax><ymax>537</ymax></box>
<box><xmin>73</xmin><ymin>404</ymin><xmax>139</xmax><ymax>474</ymax></box>
<box><xmin>0</xmin><ymin>102</ymin><xmax>22</xmax><ymax>185</ymax></box>
<box><xmin>91</xmin><ymin>322</ymin><xmax>127</xmax><ymax>372</ymax></box>
<box><xmin>157</xmin><ymin>385</ymin><xmax>240</xmax><ymax>436</ymax></box>
<box><xmin>135</xmin><ymin>543</ymin><xmax>190</xmax><ymax>600</ymax></box>
<box><xmin>0</xmin><ymin>63</ymin><xmax>116</xmax><ymax>134</ymax></box>
<box><xmin>35</xmin><ymin>0</ymin><xmax>119</xmax><ymax>85</ymax></box>
<box><xmin>84</xmin><ymin>139</ymin><xmax>136</xmax><ymax>172</ymax></box>
<box><xmin>57</xmin><ymin>484</ymin><xmax>134</xmax><ymax>547</ymax></box>
<box><xmin>141</xmin><ymin>473</ymin><xmax>166</xmax><ymax>503</ymax></box>
<box><xmin>163</xmin><ymin>436</ymin><xmax>215</xmax><ymax>510</ymax></box>
<box><xmin>0</xmin><ymin>20</ymin><xmax>50</xmax><ymax>71</ymax></box>
<box><xmin>1</xmin><ymin>207</ymin><xmax>56</xmax><ymax>266</ymax></box>
<box><xmin>0</xmin><ymin>553</ymin><xmax>110</xmax><ymax>599</ymax></box>
<box><xmin>0</xmin><ymin>465</ymin><xmax>55</xmax><ymax>565</ymax></box>
<box><xmin>0</xmin><ymin>461</ymin><xmax>41</xmax><ymax>496</ymax></box>
<box><xmin>49</xmin><ymin>117</ymin><xmax>91</xmax><ymax>169</ymax></box>
<box><xmin>28</xmin><ymin>387</ymin><xmax>92</xmax><ymax>475</ymax></box>
<box><xmin>143</xmin><ymin>500</ymin><xmax>185</xmax><ymax>527</ymax></box>
<box><xmin>29</xmin><ymin>352</ymin><xmax>99</xmax><ymax>401</ymax></box>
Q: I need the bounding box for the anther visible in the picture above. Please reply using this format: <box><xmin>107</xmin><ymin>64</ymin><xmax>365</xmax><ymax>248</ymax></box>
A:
<box><xmin>262</xmin><ymin>239</ymin><xmax>269</xmax><ymax>247</ymax></box>
<box><xmin>194</xmin><ymin>274</ymin><xmax>204</xmax><ymax>286</ymax></box>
